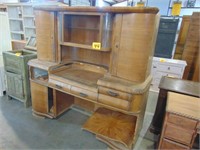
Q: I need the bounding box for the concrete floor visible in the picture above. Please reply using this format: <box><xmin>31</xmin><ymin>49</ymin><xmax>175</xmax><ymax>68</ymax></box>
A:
<box><xmin>0</xmin><ymin>91</ymin><xmax>159</xmax><ymax>150</ymax></box>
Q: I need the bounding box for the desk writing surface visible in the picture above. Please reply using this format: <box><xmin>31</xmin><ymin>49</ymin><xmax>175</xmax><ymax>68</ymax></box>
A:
<box><xmin>52</xmin><ymin>67</ymin><xmax>104</xmax><ymax>88</ymax></box>
<box><xmin>159</xmin><ymin>76</ymin><xmax>200</xmax><ymax>97</ymax></box>
<box><xmin>167</xmin><ymin>92</ymin><xmax>200</xmax><ymax>121</ymax></box>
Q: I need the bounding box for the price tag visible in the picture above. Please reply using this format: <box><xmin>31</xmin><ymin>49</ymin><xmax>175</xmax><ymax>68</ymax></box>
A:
<box><xmin>137</xmin><ymin>2</ymin><xmax>145</xmax><ymax>7</ymax></box>
<box><xmin>92</xmin><ymin>42</ymin><xmax>101</xmax><ymax>50</ymax></box>
<box><xmin>15</xmin><ymin>52</ymin><xmax>22</xmax><ymax>57</ymax></box>
<box><xmin>172</xmin><ymin>1</ymin><xmax>182</xmax><ymax>16</ymax></box>
<box><xmin>160</xmin><ymin>58</ymin><xmax>166</xmax><ymax>63</ymax></box>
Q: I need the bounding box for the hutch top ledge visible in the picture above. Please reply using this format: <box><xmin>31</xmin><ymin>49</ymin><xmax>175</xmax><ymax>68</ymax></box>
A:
<box><xmin>33</xmin><ymin>6</ymin><xmax>159</xmax><ymax>14</ymax></box>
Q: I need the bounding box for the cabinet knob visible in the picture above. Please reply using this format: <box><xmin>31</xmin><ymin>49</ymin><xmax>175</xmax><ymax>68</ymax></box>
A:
<box><xmin>107</xmin><ymin>91</ymin><xmax>119</xmax><ymax>97</ymax></box>
<box><xmin>55</xmin><ymin>84</ymin><xmax>62</xmax><ymax>89</ymax></box>
<box><xmin>79</xmin><ymin>92</ymin><xmax>88</xmax><ymax>98</ymax></box>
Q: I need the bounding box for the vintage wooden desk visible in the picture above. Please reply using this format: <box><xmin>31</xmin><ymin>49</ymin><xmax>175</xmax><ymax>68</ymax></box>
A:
<box><xmin>150</xmin><ymin>76</ymin><xmax>200</xmax><ymax>134</ymax></box>
<box><xmin>28</xmin><ymin>6</ymin><xmax>159</xmax><ymax>149</ymax></box>
<box><xmin>158</xmin><ymin>92</ymin><xmax>200</xmax><ymax>149</ymax></box>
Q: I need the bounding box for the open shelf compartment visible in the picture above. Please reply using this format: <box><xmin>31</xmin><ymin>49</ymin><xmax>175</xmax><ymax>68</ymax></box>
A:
<box><xmin>59</xmin><ymin>12</ymin><xmax>113</xmax><ymax>51</ymax></box>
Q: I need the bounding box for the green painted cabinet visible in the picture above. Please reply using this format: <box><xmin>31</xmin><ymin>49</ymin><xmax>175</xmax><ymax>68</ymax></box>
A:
<box><xmin>3</xmin><ymin>49</ymin><xmax>37</xmax><ymax>107</ymax></box>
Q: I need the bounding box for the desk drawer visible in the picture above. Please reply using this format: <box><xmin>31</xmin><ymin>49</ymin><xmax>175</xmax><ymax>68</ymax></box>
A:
<box><xmin>71</xmin><ymin>86</ymin><xmax>97</xmax><ymax>101</ymax></box>
<box><xmin>49</xmin><ymin>79</ymin><xmax>71</xmax><ymax>92</ymax></box>
<box><xmin>98</xmin><ymin>87</ymin><xmax>132</xmax><ymax>101</ymax></box>
<box><xmin>98</xmin><ymin>94</ymin><xmax>130</xmax><ymax>110</ymax></box>
<box><xmin>164</xmin><ymin>123</ymin><xmax>194</xmax><ymax>145</ymax></box>
<box><xmin>160</xmin><ymin>138</ymin><xmax>189</xmax><ymax>150</ymax></box>
<box><xmin>168</xmin><ymin>113</ymin><xmax>197</xmax><ymax>130</ymax></box>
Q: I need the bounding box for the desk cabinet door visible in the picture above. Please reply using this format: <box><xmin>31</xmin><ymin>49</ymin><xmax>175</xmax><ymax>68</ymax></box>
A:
<box><xmin>6</xmin><ymin>72</ymin><xmax>24</xmax><ymax>100</ymax></box>
<box><xmin>30</xmin><ymin>81</ymin><xmax>48</xmax><ymax>114</ymax></box>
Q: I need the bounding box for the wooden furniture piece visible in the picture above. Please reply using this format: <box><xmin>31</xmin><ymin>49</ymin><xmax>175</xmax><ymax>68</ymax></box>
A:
<box><xmin>11</xmin><ymin>40</ymin><xmax>26</xmax><ymax>50</ymax></box>
<box><xmin>6</xmin><ymin>3</ymin><xmax>36</xmax><ymax>41</ymax></box>
<box><xmin>150</xmin><ymin>57</ymin><xmax>186</xmax><ymax>92</ymax></box>
<box><xmin>173</xmin><ymin>16</ymin><xmax>191</xmax><ymax>59</ymax></box>
<box><xmin>154</xmin><ymin>18</ymin><xmax>179</xmax><ymax>58</ymax></box>
<box><xmin>158</xmin><ymin>92</ymin><xmax>200</xmax><ymax>149</ymax></box>
<box><xmin>150</xmin><ymin>76</ymin><xmax>200</xmax><ymax>135</ymax></box>
<box><xmin>192</xmin><ymin>54</ymin><xmax>199</xmax><ymax>82</ymax></box>
<box><xmin>3</xmin><ymin>42</ymin><xmax>37</xmax><ymax>107</ymax></box>
<box><xmin>182</xmin><ymin>12</ymin><xmax>199</xmax><ymax>80</ymax></box>
<box><xmin>29</xmin><ymin>6</ymin><xmax>159</xmax><ymax>149</ymax></box>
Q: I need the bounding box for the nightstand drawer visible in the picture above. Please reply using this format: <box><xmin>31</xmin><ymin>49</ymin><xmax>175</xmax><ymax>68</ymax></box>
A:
<box><xmin>160</xmin><ymin>138</ymin><xmax>189</xmax><ymax>150</ymax></box>
<box><xmin>158</xmin><ymin>64</ymin><xmax>182</xmax><ymax>73</ymax></box>
<box><xmin>155</xmin><ymin>71</ymin><xmax>180</xmax><ymax>79</ymax></box>
<box><xmin>168</xmin><ymin>113</ymin><xmax>197</xmax><ymax>130</ymax></box>
<box><xmin>98</xmin><ymin>87</ymin><xmax>132</xmax><ymax>101</ymax></box>
<box><xmin>71</xmin><ymin>86</ymin><xmax>97</xmax><ymax>101</ymax></box>
<box><xmin>164</xmin><ymin>123</ymin><xmax>194</xmax><ymax>145</ymax></box>
<box><xmin>49</xmin><ymin>79</ymin><xmax>71</xmax><ymax>92</ymax></box>
<box><xmin>98</xmin><ymin>94</ymin><xmax>130</xmax><ymax>110</ymax></box>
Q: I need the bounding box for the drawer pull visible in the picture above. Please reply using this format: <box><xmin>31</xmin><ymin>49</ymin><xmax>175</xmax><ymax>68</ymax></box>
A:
<box><xmin>79</xmin><ymin>92</ymin><xmax>88</xmax><ymax>97</ymax></box>
<box><xmin>55</xmin><ymin>84</ymin><xmax>62</xmax><ymax>89</ymax></box>
<box><xmin>107</xmin><ymin>91</ymin><xmax>119</xmax><ymax>97</ymax></box>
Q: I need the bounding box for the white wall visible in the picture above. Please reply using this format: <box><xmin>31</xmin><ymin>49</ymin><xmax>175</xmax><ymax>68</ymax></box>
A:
<box><xmin>147</xmin><ymin>0</ymin><xmax>170</xmax><ymax>16</ymax></box>
<box><xmin>96</xmin><ymin>0</ymin><xmax>110</xmax><ymax>7</ymax></box>
<box><xmin>0</xmin><ymin>0</ymin><xmax>18</xmax><ymax>3</ymax></box>
<box><xmin>113</xmin><ymin>0</ymin><xmax>200</xmax><ymax>16</ymax></box>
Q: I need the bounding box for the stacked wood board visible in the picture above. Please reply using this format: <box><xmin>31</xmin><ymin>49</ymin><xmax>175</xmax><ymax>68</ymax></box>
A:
<box><xmin>182</xmin><ymin>12</ymin><xmax>199</xmax><ymax>81</ymax></box>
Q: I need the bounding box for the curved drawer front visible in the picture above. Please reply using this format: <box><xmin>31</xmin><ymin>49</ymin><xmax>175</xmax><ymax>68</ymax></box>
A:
<box><xmin>98</xmin><ymin>94</ymin><xmax>130</xmax><ymax>111</ymax></box>
<box><xmin>71</xmin><ymin>86</ymin><xmax>97</xmax><ymax>101</ymax></box>
<box><xmin>49</xmin><ymin>79</ymin><xmax>71</xmax><ymax>92</ymax></box>
<box><xmin>98</xmin><ymin>86</ymin><xmax>132</xmax><ymax>101</ymax></box>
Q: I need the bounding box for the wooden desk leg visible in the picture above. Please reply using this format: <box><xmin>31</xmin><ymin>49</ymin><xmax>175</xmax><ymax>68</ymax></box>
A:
<box><xmin>149</xmin><ymin>89</ymin><xmax>167</xmax><ymax>135</ymax></box>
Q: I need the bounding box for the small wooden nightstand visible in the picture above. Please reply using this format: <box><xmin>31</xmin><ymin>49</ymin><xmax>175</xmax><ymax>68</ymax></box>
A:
<box><xmin>158</xmin><ymin>92</ymin><xmax>200</xmax><ymax>149</ymax></box>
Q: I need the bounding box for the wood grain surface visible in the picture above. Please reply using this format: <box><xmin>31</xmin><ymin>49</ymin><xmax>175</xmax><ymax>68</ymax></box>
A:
<box><xmin>34</xmin><ymin>6</ymin><xmax>159</xmax><ymax>14</ymax></box>
<box><xmin>82</xmin><ymin>107</ymin><xmax>137</xmax><ymax>148</ymax></box>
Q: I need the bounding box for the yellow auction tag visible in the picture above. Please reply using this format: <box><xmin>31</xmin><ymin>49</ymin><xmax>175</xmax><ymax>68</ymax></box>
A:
<box><xmin>160</xmin><ymin>58</ymin><xmax>166</xmax><ymax>62</ymax></box>
<box><xmin>172</xmin><ymin>1</ymin><xmax>182</xmax><ymax>16</ymax></box>
<box><xmin>15</xmin><ymin>52</ymin><xmax>22</xmax><ymax>56</ymax></box>
<box><xmin>92</xmin><ymin>42</ymin><xmax>101</xmax><ymax>50</ymax></box>
<box><xmin>136</xmin><ymin>2</ymin><xmax>145</xmax><ymax>7</ymax></box>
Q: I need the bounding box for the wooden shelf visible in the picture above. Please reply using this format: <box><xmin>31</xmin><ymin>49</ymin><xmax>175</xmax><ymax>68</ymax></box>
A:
<box><xmin>60</xmin><ymin>42</ymin><xmax>111</xmax><ymax>52</ymax></box>
<box><xmin>23</xmin><ymin>15</ymin><xmax>34</xmax><ymax>18</ymax></box>
<box><xmin>24</xmin><ymin>26</ymin><xmax>36</xmax><ymax>29</ymax></box>
<box><xmin>9</xmin><ymin>18</ymin><xmax>23</xmax><ymax>21</ymax></box>
<box><xmin>11</xmin><ymin>31</ymin><xmax>24</xmax><ymax>34</ymax></box>
<box><xmin>7</xmin><ymin>4</ymin><xmax>35</xmax><ymax>41</ymax></box>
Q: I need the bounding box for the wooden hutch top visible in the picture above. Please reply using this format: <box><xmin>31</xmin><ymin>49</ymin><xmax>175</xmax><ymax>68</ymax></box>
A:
<box><xmin>34</xmin><ymin>6</ymin><xmax>159</xmax><ymax>14</ymax></box>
